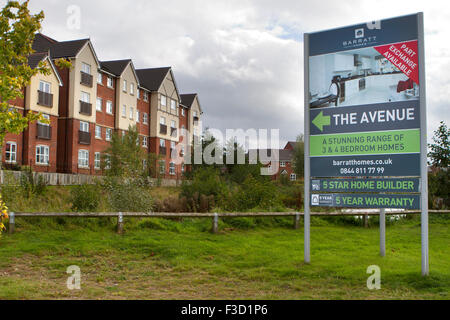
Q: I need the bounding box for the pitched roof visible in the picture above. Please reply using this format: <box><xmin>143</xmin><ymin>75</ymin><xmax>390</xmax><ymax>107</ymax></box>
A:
<box><xmin>49</xmin><ymin>39</ymin><xmax>90</xmax><ymax>59</ymax></box>
<box><xmin>180</xmin><ymin>94</ymin><xmax>197</xmax><ymax>108</ymax></box>
<box><xmin>100</xmin><ymin>59</ymin><xmax>132</xmax><ymax>76</ymax></box>
<box><xmin>32</xmin><ymin>33</ymin><xmax>57</xmax><ymax>52</ymax></box>
<box><xmin>27</xmin><ymin>52</ymin><xmax>49</xmax><ymax>69</ymax></box>
<box><xmin>285</xmin><ymin>141</ymin><xmax>298</xmax><ymax>150</ymax></box>
<box><xmin>136</xmin><ymin>67</ymin><xmax>171</xmax><ymax>91</ymax></box>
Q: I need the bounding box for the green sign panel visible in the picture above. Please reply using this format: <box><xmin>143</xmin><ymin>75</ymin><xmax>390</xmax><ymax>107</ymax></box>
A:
<box><xmin>311</xmin><ymin>193</ymin><xmax>420</xmax><ymax>210</ymax></box>
<box><xmin>311</xmin><ymin>178</ymin><xmax>420</xmax><ymax>193</ymax></box>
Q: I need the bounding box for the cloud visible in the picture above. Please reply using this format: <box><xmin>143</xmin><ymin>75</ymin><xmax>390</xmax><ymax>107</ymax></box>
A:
<box><xmin>13</xmin><ymin>0</ymin><xmax>450</xmax><ymax>145</ymax></box>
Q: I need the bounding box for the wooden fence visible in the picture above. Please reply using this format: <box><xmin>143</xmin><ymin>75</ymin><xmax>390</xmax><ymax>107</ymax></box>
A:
<box><xmin>7</xmin><ymin>210</ymin><xmax>450</xmax><ymax>235</ymax></box>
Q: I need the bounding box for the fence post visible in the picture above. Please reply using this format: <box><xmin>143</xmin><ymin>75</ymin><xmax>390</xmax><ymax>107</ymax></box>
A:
<box><xmin>363</xmin><ymin>214</ymin><xmax>369</xmax><ymax>228</ymax></box>
<box><xmin>294</xmin><ymin>213</ymin><xmax>301</xmax><ymax>230</ymax></box>
<box><xmin>8</xmin><ymin>212</ymin><xmax>15</xmax><ymax>235</ymax></box>
<box><xmin>117</xmin><ymin>212</ymin><xmax>124</xmax><ymax>235</ymax></box>
<box><xmin>212</xmin><ymin>213</ymin><xmax>219</xmax><ymax>234</ymax></box>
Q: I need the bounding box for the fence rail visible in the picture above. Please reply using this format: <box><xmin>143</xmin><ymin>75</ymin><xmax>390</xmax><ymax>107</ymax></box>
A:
<box><xmin>7</xmin><ymin>210</ymin><xmax>450</xmax><ymax>235</ymax></box>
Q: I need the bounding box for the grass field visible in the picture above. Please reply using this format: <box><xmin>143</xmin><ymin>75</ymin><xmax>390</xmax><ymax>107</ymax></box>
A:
<box><xmin>0</xmin><ymin>215</ymin><xmax>449</xmax><ymax>300</ymax></box>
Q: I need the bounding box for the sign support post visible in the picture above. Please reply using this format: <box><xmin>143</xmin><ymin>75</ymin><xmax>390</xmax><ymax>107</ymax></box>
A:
<box><xmin>418</xmin><ymin>12</ymin><xmax>429</xmax><ymax>276</ymax></box>
<box><xmin>304</xmin><ymin>33</ymin><xmax>311</xmax><ymax>264</ymax></box>
<box><xmin>380</xmin><ymin>208</ymin><xmax>386</xmax><ymax>257</ymax></box>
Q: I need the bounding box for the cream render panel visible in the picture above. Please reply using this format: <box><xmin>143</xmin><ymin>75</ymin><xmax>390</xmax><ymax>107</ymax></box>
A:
<box><xmin>116</xmin><ymin>63</ymin><xmax>139</xmax><ymax>131</ymax></box>
<box><xmin>68</xmin><ymin>43</ymin><xmax>98</xmax><ymax>123</ymax></box>
<box><xmin>25</xmin><ymin>60</ymin><xmax>60</xmax><ymax>117</ymax></box>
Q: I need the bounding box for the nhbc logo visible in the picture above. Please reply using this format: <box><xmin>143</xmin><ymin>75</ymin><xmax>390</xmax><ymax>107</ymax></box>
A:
<box><xmin>343</xmin><ymin>21</ymin><xmax>381</xmax><ymax>49</ymax></box>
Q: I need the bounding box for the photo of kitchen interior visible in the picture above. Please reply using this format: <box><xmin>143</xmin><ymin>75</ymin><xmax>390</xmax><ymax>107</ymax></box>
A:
<box><xmin>309</xmin><ymin>47</ymin><xmax>420</xmax><ymax>109</ymax></box>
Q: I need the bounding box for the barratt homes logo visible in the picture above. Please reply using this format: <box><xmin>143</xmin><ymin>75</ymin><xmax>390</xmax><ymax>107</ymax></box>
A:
<box><xmin>343</xmin><ymin>21</ymin><xmax>381</xmax><ymax>49</ymax></box>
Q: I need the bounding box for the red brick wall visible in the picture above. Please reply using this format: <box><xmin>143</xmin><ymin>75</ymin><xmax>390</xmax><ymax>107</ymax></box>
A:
<box><xmin>96</xmin><ymin>73</ymin><xmax>116</xmax><ymax>128</ymax></box>
<box><xmin>1</xmin><ymin>106</ymin><xmax>24</xmax><ymax>169</ymax></box>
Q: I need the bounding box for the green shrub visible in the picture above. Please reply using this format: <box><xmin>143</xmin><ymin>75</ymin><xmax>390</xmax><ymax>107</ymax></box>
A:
<box><xmin>232</xmin><ymin>175</ymin><xmax>282</xmax><ymax>211</ymax></box>
<box><xmin>70</xmin><ymin>184</ymin><xmax>100</xmax><ymax>212</ymax></box>
<box><xmin>102</xmin><ymin>177</ymin><xmax>153</xmax><ymax>212</ymax></box>
<box><xmin>428</xmin><ymin>170</ymin><xmax>450</xmax><ymax>209</ymax></box>
<box><xmin>19</xmin><ymin>166</ymin><xmax>47</xmax><ymax>198</ymax></box>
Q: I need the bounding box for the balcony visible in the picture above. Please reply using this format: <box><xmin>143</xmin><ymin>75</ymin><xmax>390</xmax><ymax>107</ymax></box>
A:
<box><xmin>79</xmin><ymin>131</ymin><xmax>91</xmax><ymax>145</ymax></box>
<box><xmin>159</xmin><ymin>147</ymin><xmax>167</xmax><ymax>156</ymax></box>
<box><xmin>170</xmin><ymin>127</ymin><xmax>177</xmax><ymax>137</ymax></box>
<box><xmin>80</xmin><ymin>71</ymin><xmax>93</xmax><ymax>87</ymax></box>
<box><xmin>37</xmin><ymin>124</ymin><xmax>51</xmax><ymax>140</ymax></box>
<box><xmin>37</xmin><ymin>91</ymin><xmax>53</xmax><ymax>107</ymax></box>
<box><xmin>79</xmin><ymin>101</ymin><xmax>92</xmax><ymax>116</ymax></box>
<box><xmin>160</xmin><ymin>124</ymin><xmax>167</xmax><ymax>135</ymax></box>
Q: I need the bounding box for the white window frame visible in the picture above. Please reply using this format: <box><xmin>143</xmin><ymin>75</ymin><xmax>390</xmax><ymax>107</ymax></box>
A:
<box><xmin>106</xmin><ymin>101</ymin><xmax>113</xmax><ymax>114</ymax></box>
<box><xmin>143</xmin><ymin>136</ymin><xmax>148</xmax><ymax>148</ymax></box>
<box><xmin>169</xmin><ymin>162</ymin><xmax>175</xmax><ymax>175</ymax></box>
<box><xmin>290</xmin><ymin>173</ymin><xmax>297</xmax><ymax>181</ymax></box>
<box><xmin>137</xmin><ymin>89</ymin><xmax>140</xmax><ymax>99</ymax></box>
<box><xmin>94</xmin><ymin>152</ymin><xmax>101</xmax><ymax>169</ymax></box>
<box><xmin>5</xmin><ymin>142</ymin><xmax>17</xmax><ymax>163</ymax></box>
<box><xmin>107</xmin><ymin>76</ymin><xmax>113</xmax><ymax>88</ymax></box>
<box><xmin>136</xmin><ymin>110</ymin><xmax>140</xmax><ymax>123</ymax></box>
<box><xmin>81</xmin><ymin>62</ymin><xmax>91</xmax><ymax>74</ymax></box>
<box><xmin>143</xmin><ymin>113</ymin><xmax>148</xmax><ymax>124</ymax></box>
<box><xmin>161</xmin><ymin>95</ymin><xmax>166</xmax><ymax>107</ymax></box>
<box><xmin>143</xmin><ymin>91</ymin><xmax>149</xmax><ymax>102</ymax></box>
<box><xmin>36</xmin><ymin>145</ymin><xmax>49</xmax><ymax>165</ymax></box>
<box><xmin>38</xmin><ymin>114</ymin><xmax>50</xmax><ymax>126</ymax></box>
<box><xmin>159</xmin><ymin>160</ymin><xmax>165</xmax><ymax>174</ymax></box>
<box><xmin>122</xmin><ymin>105</ymin><xmax>127</xmax><ymax>118</ymax></box>
<box><xmin>160</xmin><ymin>116</ymin><xmax>166</xmax><ymax>125</ymax></box>
<box><xmin>181</xmin><ymin>108</ymin><xmax>185</xmax><ymax>117</ymax></box>
<box><xmin>78</xmin><ymin>149</ymin><xmax>89</xmax><ymax>168</ymax></box>
<box><xmin>123</xmin><ymin>79</ymin><xmax>127</xmax><ymax>93</ymax></box>
<box><xmin>106</xmin><ymin>128</ymin><xmax>112</xmax><ymax>141</ymax></box>
<box><xmin>80</xmin><ymin>121</ymin><xmax>89</xmax><ymax>133</ymax></box>
<box><xmin>171</xmin><ymin>120</ymin><xmax>176</xmax><ymax>129</ymax></box>
<box><xmin>280</xmin><ymin>161</ymin><xmax>286</xmax><ymax>168</ymax></box>
<box><xmin>159</xmin><ymin>139</ymin><xmax>165</xmax><ymax>148</ymax></box>
<box><xmin>39</xmin><ymin>80</ymin><xmax>51</xmax><ymax>93</ymax></box>
<box><xmin>81</xmin><ymin>91</ymin><xmax>90</xmax><ymax>103</ymax></box>
<box><xmin>129</xmin><ymin>107</ymin><xmax>134</xmax><ymax>120</ymax></box>
<box><xmin>130</xmin><ymin>83</ymin><xmax>135</xmax><ymax>95</ymax></box>
<box><xmin>96</xmin><ymin>97</ymin><xmax>102</xmax><ymax>111</ymax></box>
<box><xmin>95</xmin><ymin>125</ymin><xmax>102</xmax><ymax>139</ymax></box>
<box><xmin>97</xmin><ymin>72</ymin><xmax>103</xmax><ymax>84</ymax></box>
<box><xmin>171</xmin><ymin>99</ymin><xmax>176</xmax><ymax>112</ymax></box>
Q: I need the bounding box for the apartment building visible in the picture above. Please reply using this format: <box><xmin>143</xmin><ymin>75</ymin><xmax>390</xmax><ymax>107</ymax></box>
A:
<box><xmin>1</xmin><ymin>33</ymin><xmax>203</xmax><ymax>179</ymax></box>
<box><xmin>2</xmin><ymin>51</ymin><xmax>63</xmax><ymax>172</ymax></box>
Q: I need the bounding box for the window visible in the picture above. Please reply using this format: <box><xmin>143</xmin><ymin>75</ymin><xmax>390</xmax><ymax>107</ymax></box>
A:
<box><xmin>169</xmin><ymin>162</ymin><xmax>175</xmax><ymax>175</ymax></box>
<box><xmin>181</xmin><ymin>108</ymin><xmax>185</xmax><ymax>116</ymax></box>
<box><xmin>123</xmin><ymin>79</ymin><xmax>127</xmax><ymax>92</ymax></box>
<box><xmin>81</xmin><ymin>62</ymin><xmax>91</xmax><ymax>74</ymax></box>
<box><xmin>97</xmin><ymin>73</ymin><xmax>103</xmax><ymax>84</ymax></box>
<box><xmin>171</xmin><ymin>120</ymin><xmax>176</xmax><ymax>128</ymax></box>
<box><xmin>5</xmin><ymin>142</ymin><xmax>17</xmax><ymax>163</ymax></box>
<box><xmin>96</xmin><ymin>97</ymin><xmax>102</xmax><ymax>111</ymax></box>
<box><xmin>107</xmin><ymin>76</ymin><xmax>113</xmax><ymax>88</ymax></box>
<box><xmin>280</xmin><ymin>161</ymin><xmax>286</xmax><ymax>168</ymax></box>
<box><xmin>161</xmin><ymin>95</ymin><xmax>166</xmax><ymax>107</ymax></box>
<box><xmin>39</xmin><ymin>80</ymin><xmax>51</xmax><ymax>93</ymax></box>
<box><xmin>159</xmin><ymin>160</ymin><xmax>165</xmax><ymax>174</ymax></box>
<box><xmin>193</xmin><ymin>111</ymin><xmax>198</xmax><ymax>117</ymax></box>
<box><xmin>80</xmin><ymin>121</ymin><xmax>89</xmax><ymax>132</ymax></box>
<box><xmin>78</xmin><ymin>150</ymin><xmax>89</xmax><ymax>168</ymax></box>
<box><xmin>136</xmin><ymin>110</ymin><xmax>140</xmax><ymax>123</ymax></box>
<box><xmin>143</xmin><ymin>136</ymin><xmax>148</xmax><ymax>148</ymax></box>
<box><xmin>81</xmin><ymin>91</ymin><xmax>90</xmax><ymax>103</ymax></box>
<box><xmin>129</xmin><ymin>107</ymin><xmax>134</xmax><ymax>120</ymax></box>
<box><xmin>143</xmin><ymin>91</ymin><xmax>149</xmax><ymax>102</ymax></box>
<box><xmin>137</xmin><ymin>89</ymin><xmax>140</xmax><ymax>99</ymax></box>
<box><xmin>106</xmin><ymin>101</ymin><xmax>113</xmax><ymax>114</ymax></box>
<box><xmin>95</xmin><ymin>126</ymin><xmax>102</xmax><ymax>139</ymax></box>
<box><xmin>290</xmin><ymin>173</ymin><xmax>297</xmax><ymax>181</ymax></box>
<box><xmin>171</xmin><ymin>99</ymin><xmax>176</xmax><ymax>112</ymax></box>
<box><xmin>159</xmin><ymin>139</ymin><xmax>165</xmax><ymax>148</ymax></box>
<box><xmin>38</xmin><ymin>114</ymin><xmax>50</xmax><ymax>126</ymax></box>
<box><xmin>130</xmin><ymin>83</ymin><xmax>134</xmax><ymax>95</ymax></box>
<box><xmin>143</xmin><ymin>113</ymin><xmax>148</xmax><ymax>124</ymax></box>
<box><xmin>36</xmin><ymin>145</ymin><xmax>49</xmax><ymax>165</ymax></box>
<box><xmin>106</xmin><ymin>128</ymin><xmax>112</xmax><ymax>141</ymax></box>
<box><xmin>122</xmin><ymin>105</ymin><xmax>126</xmax><ymax>117</ymax></box>
<box><xmin>170</xmin><ymin>141</ymin><xmax>176</xmax><ymax>149</ymax></box>
<box><xmin>160</xmin><ymin>116</ymin><xmax>166</xmax><ymax>125</ymax></box>
<box><xmin>94</xmin><ymin>152</ymin><xmax>101</xmax><ymax>169</ymax></box>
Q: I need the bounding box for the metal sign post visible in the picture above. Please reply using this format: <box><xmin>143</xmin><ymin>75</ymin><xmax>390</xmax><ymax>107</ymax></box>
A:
<box><xmin>303</xmin><ymin>13</ymin><xmax>428</xmax><ymax>276</ymax></box>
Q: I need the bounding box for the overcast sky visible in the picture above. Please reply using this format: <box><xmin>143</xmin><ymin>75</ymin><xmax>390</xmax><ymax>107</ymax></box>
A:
<box><xmin>9</xmin><ymin>0</ymin><xmax>450</xmax><ymax>146</ymax></box>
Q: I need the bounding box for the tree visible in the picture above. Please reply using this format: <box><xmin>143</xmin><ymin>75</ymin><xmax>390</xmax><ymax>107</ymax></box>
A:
<box><xmin>428</xmin><ymin>121</ymin><xmax>450</xmax><ymax>169</ymax></box>
<box><xmin>292</xmin><ymin>135</ymin><xmax>305</xmax><ymax>178</ymax></box>
<box><xmin>0</xmin><ymin>0</ymin><xmax>47</xmax><ymax>234</ymax></box>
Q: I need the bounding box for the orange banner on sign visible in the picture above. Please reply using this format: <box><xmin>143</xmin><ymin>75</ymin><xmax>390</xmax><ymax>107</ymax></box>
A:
<box><xmin>374</xmin><ymin>40</ymin><xmax>419</xmax><ymax>85</ymax></box>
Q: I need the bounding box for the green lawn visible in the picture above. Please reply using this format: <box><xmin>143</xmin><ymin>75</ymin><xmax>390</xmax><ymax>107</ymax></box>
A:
<box><xmin>0</xmin><ymin>216</ymin><xmax>448</xmax><ymax>300</ymax></box>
